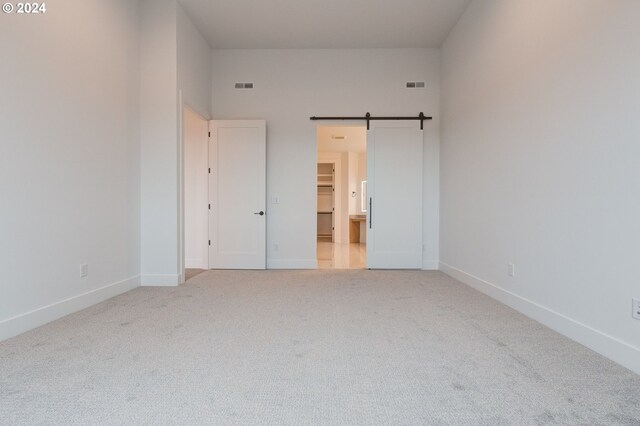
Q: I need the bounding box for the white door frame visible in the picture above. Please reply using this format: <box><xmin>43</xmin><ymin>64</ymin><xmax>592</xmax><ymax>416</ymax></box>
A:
<box><xmin>183</xmin><ymin>105</ymin><xmax>210</xmax><ymax>271</ymax></box>
<box><xmin>179</xmin><ymin>96</ymin><xmax>210</xmax><ymax>283</ymax></box>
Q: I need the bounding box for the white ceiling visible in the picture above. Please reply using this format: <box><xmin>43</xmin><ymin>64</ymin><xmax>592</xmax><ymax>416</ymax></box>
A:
<box><xmin>317</xmin><ymin>126</ymin><xmax>366</xmax><ymax>153</ymax></box>
<box><xmin>177</xmin><ymin>0</ymin><xmax>472</xmax><ymax>49</ymax></box>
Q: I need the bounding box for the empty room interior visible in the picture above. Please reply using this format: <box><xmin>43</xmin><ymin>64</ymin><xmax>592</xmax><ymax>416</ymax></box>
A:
<box><xmin>1</xmin><ymin>1</ymin><xmax>639</xmax><ymax>424</ymax></box>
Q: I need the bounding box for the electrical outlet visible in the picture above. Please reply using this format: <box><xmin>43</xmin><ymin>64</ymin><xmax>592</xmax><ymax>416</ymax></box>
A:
<box><xmin>633</xmin><ymin>299</ymin><xmax>640</xmax><ymax>320</ymax></box>
<box><xmin>80</xmin><ymin>264</ymin><xmax>88</xmax><ymax>278</ymax></box>
<box><xmin>272</xmin><ymin>196</ymin><xmax>280</xmax><ymax>204</ymax></box>
<box><xmin>507</xmin><ymin>263</ymin><xmax>516</xmax><ymax>277</ymax></box>
<box><xmin>273</xmin><ymin>242</ymin><xmax>279</xmax><ymax>251</ymax></box>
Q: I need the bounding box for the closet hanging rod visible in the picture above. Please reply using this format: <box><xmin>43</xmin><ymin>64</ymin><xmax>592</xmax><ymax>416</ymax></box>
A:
<box><xmin>310</xmin><ymin>112</ymin><xmax>432</xmax><ymax>130</ymax></box>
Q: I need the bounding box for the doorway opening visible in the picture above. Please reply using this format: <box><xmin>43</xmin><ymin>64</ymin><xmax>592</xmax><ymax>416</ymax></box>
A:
<box><xmin>183</xmin><ymin>105</ymin><xmax>209</xmax><ymax>280</ymax></box>
<box><xmin>316</xmin><ymin>125</ymin><xmax>367</xmax><ymax>269</ymax></box>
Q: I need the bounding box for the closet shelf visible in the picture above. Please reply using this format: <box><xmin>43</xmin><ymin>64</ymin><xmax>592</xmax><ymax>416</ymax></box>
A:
<box><xmin>317</xmin><ymin>163</ymin><xmax>334</xmax><ymax>240</ymax></box>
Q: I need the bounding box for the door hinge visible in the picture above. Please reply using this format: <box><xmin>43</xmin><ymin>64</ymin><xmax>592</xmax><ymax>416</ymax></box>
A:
<box><xmin>208</xmin><ymin>240</ymin><xmax>211</xmax><ymax>246</ymax></box>
<box><xmin>208</xmin><ymin>168</ymin><xmax>211</xmax><ymax>173</ymax></box>
<box><xmin>208</xmin><ymin>131</ymin><xmax>211</xmax><ymax>137</ymax></box>
<box><xmin>208</xmin><ymin>204</ymin><xmax>211</xmax><ymax>210</ymax></box>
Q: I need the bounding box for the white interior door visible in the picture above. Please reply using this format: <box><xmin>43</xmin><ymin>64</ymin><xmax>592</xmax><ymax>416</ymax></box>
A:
<box><xmin>209</xmin><ymin>120</ymin><xmax>266</xmax><ymax>269</ymax></box>
<box><xmin>366</xmin><ymin>121</ymin><xmax>423</xmax><ymax>269</ymax></box>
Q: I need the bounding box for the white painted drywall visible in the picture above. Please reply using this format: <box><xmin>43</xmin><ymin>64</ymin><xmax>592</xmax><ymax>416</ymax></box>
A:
<box><xmin>211</xmin><ymin>49</ymin><xmax>440</xmax><ymax>269</ymax></box>
<box><xmin>441</xmin><ymin>0</ymin><xmax>640</xmax><ymax>373</ymax></box>
<box><xmin>184</xmin><ymin>107</ymin><xmax>209</xmax><ymax>269</ymax></box>
<box><xmin>347</xmin><ymin>151</ymin><xmax>368</xmax><ymax>243</ymax></box>
<box><xmin>357</xmin><ymin>152</ymin><xmax>367</xmax><ymax>216</ymax></box>
<box><xmin>178</xmin><ymin>0</ymin><xmax>472</xmax><ymax>49</ymax></box>
<box><xmin>317</xmin><ymin>126</ymin><xmax>366</xmax><ymax>154</ymax></box>
<box><xmin>140</xmin><ymin>0</ymin><xmax>211</xmax><ymax>284</ymax></box>
<box><xmin>140</xmin><ymin>0</ymin><xmax>180</xmax><ymax>286</ymax></box>
<box><xmin>0</xmin><ymin>1</ymin><xmax>141</xmax><ymax>339</ymax></box>
<box><xmin>177</xmin><ymin>2</ymin><xmax>212</xmax><ymax>120</ymax></box>
<box><xmin>348</xmin><ymin>153</ymin><xmax>358</xmax><ymax>216</ymax></box>
<box><xmin>356</xmin><ymin>152</ymin><xmax>368</xmax><ymax>244</ymax></box>
<box><xmin>176</xmin><ymin>1</ymin><xmax>211</xmax><ymax>277</ymax></box>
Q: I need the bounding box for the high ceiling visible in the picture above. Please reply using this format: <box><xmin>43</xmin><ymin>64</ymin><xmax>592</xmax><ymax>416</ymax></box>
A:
<box><xmin>177</xmin><ymin>0</ymin><xmax>472</xmax><ymax>49</ymax></box>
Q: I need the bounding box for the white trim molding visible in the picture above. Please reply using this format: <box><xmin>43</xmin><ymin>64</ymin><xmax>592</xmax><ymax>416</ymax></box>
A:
<box><xmin>0</xmin><ymin>275</ymin><xmax>140</xmax><ymax>342</ymax></box>
<box><xmin>422</xmin><ymin>259</ymin><xmax>439</xmax><ymax>270</ymax></box>
<box><xmin>439</xmin><ymin>262</ymin><xmax>640</xmax><ymax>375</ymax></box>
<box><xmin>141</xmin><ymin>274</ymin><xmax>181</xmax><ymax>286</ymax></box>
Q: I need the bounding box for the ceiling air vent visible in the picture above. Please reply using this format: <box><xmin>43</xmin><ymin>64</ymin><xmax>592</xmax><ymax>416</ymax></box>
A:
<box><xmin>235</xmin><ymin>82</ymin><xmax>254</xmax><ymax>89</ymax></box>
<box><xmin>406</xmin><ymin>81</ymin><xmax>426</xmax><ymax>89</ymax></box>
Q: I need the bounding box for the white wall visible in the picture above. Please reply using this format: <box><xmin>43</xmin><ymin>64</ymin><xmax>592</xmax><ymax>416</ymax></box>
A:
<box><xmin>357</xmin><ymin>152</ymin><xmax>367</xmax><ymax>217</ymax></box>
<box><xmin>440</xmin><ymin>0</ymin><xmax>640</xmax><ymax>373</ymax></box>
<box><xmin>348</xmin><ymin>153</ymin><xmax>358</xmax><ymax>215</ymax></box>
<box><xmin>140</xmin><ymin>0</ymin><xmax>180</xmax><ymax>286</ymax></box>
<box><xmin>211</xmin><ymin>49</ymin><xmax>440</xmax><ymax>269</ymax></box>
<box><xmin>317</xmin><ymin>126</ymin><xmax>366</xmax><ymax>154</ymax></box>
<box><xmin>177</xmin><ymin>3</ymin><xmax>212</xmax><ymax>120</ymax></box>
<box><xmin>184</xmin><ymin>107</ymin><xmax>209</xmax><ymax>269</ymax></box>
<box><xmin>0</xmin><ymin>1</ymin><xmax>141</xmax><ymax>339</ymax></box>
<box><xmin>140</xmin><ymin>0</ymin><xmax>211</xmax><ymax>285</ymax></box>
<box><xmin>357</xmin><ymin>152</ymin><xmax>368</xmax><ymax>243</ymax></box>
<box><xmin>177</xmin><ymin>2</ymin><xmax>211</xmax><ymax>276</ymax></box>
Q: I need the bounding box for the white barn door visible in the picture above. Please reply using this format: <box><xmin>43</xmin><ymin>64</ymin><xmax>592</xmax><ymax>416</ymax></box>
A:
<box><xmin>366</xmin><ymin>121</ymin><xmax>423</xmax><ymax>269</ymax></box>
<box><xmin>209</xmin><ymin>120</ymin><xmax>266</xmax><ymax>269</ymax></box>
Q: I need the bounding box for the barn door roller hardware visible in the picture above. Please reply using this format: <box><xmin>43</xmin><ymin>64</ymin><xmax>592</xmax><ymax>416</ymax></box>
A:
<box><xmin>310</xmin><ymin>112</ymin><xmax>432</xmax><ymax>130</ymax></box>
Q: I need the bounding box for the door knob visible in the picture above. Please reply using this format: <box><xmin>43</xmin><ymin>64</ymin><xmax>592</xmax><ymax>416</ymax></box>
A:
<box><xmin>254</xmin><ymin>211</ymin><xmax>265</xmax><ymax>216</ymax></box>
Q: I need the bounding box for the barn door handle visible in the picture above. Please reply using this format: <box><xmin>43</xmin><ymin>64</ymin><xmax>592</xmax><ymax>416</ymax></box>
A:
<box><xmin>369</xmin><ymin>198</ymin><xmax>372</xmax><ymax>228</ymax></box>
<box><xmin>254</xmin><ymin>211</ymin><xmax>265</xmax><ymax>216</ymax></box>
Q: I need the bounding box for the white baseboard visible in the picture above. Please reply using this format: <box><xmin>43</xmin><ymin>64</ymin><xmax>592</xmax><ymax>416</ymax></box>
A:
<box><xmin>267</xmin><ymin>259</ymin><xmax>317</xmax><ymax>269</ymax></box>
<box><xmin>141</xmin><ymin>274</ymin><xmax>180</xmax><ymax>286</ymax></box>
<box><xmin>0</xmin><ymin>275</ymin><xmax>140</xmax><ymax>342</ymax></box>
<box><xmin>422</xmin><ymin>259</ymin><xmax>439</xmax><ymax>270</ymax></box>
<box><xmin>439</xmin><ymin>262</ymin><xmax>640</xmax><ymax>375</ymax></box>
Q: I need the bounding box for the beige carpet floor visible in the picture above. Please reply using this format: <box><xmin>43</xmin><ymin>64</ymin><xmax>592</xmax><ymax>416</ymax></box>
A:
<box><xmin>185</xmin><ymin>268</ymin><xmax>205</xmax><ymax>281</ymax></box>
<box><xmin>1</xmin><ymin>270</ymin><xmax>639</xmax><ymax>425</ymax></box>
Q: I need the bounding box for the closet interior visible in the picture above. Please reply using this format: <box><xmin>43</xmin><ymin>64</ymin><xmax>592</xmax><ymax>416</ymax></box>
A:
<box><xmin>317</xmin><ymin>163</ymin><xmax>334</xmax><ymax>241</ymax></box>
